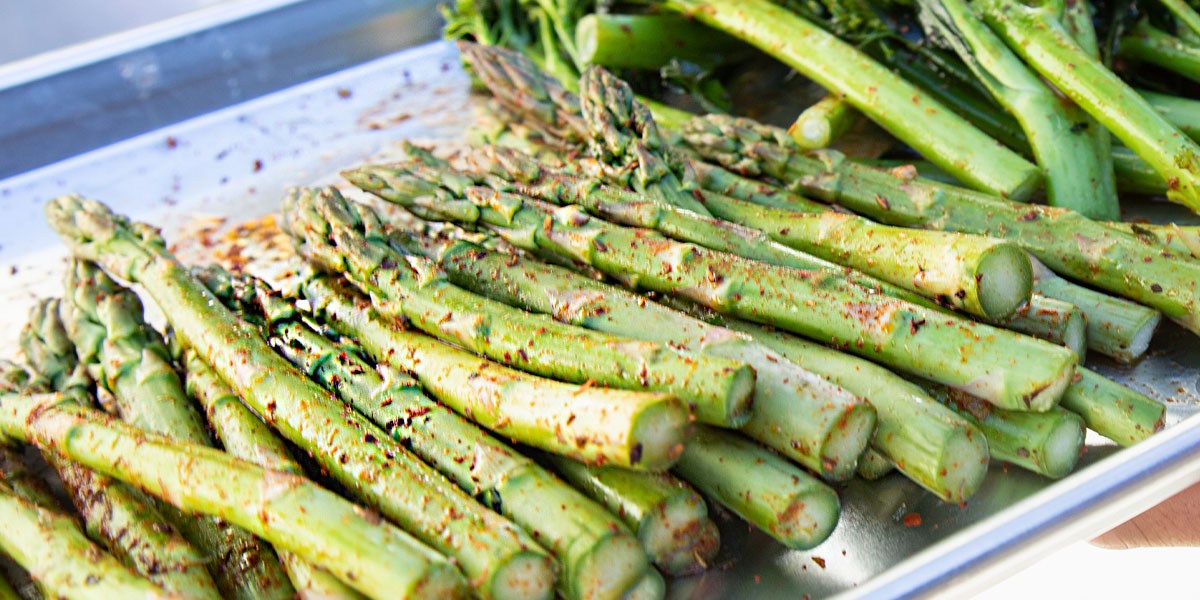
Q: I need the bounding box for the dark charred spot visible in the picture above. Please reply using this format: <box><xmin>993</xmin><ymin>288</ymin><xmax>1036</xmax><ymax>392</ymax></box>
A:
<box><xmin>630</xmin><ymin>443</ymin><xmax>644</xmax><ymax>465</ymax></box>
<box><xmin>1151</xmin><ymin>283</ymin><xmax>1163</xmax><ymax>293</ymax></box>
<box><xmin>909</xmin><ymin>318</ymin><xmax>926</xmax><ymax>335</ymax></box>
<box><xmin>1017</xmin><ymin>210</ymin><xmax>1038</xmax><ymax>221</ymax></box>
<box><xmin>873</xmin><ymin>194</ymin><xmax>890</xmax><ymax>210</ymax></box>
<box><xmin>363</xmin><ymin>433</ymin><xmax>377</xmax><ymax>444</ymax></box>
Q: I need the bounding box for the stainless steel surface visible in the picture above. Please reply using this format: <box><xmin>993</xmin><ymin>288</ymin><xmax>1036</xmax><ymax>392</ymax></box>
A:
<box><xmin>1</xmin><ymin>7</ymin><xmax>1199</xmax><ymax>598</ymax></box>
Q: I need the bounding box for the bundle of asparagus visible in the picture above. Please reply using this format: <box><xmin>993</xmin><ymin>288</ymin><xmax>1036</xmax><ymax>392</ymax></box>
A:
<box><xmin>5</xmin><ymin>1</ymin><xmax>1198</xmax><ymax>593</ymax></box>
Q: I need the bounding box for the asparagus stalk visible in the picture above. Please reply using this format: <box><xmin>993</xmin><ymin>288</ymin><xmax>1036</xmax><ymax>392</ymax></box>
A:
<box><xmin>1028</xmin><ymin>258</ymin><xmax>1162</xmax><ymax>363</ymax></box>
<box><xmin>979</xmin><ymin>0</ymin><xmax>1200</xmax><ymax>213</ymax></box>
<box><xmin>1140</xmin><ymin>90</ymin><xmax>1200</xmax><ymax>142</ymax></box>
<box><xmin>292</xmin><ymin>271</ymin><xmax>842</xmax><ymax>547</ymax></box>
<box><xmin>200</xmin><ymin>268</ymin><xmax>659</xmax><ymax>600</ymax></box>
<box><xmin>1157</xmin><ymin>0</ymin><xmax>1200</xmax><ymax>41</ymax></box>
<box><xmin>921</xmin><ymin>385</ymin><xmax>1085</xmax><ymax>479</ymax></box>
<box><xmin>60</xmin><ymin>260</ymin><xmax>295</xmax><ymax>600</ymax></box>
<box><xmin>1060</xmin><ymin>369</ymin><xmax>1165</xmax><ymax>446</ymax></box>
<box><xmin>354</xmin><ymin>166</ymin><xmax>1078</xmax><ymax>413</ymax></box>
<box><xmin>181</xmin><ymin>351</ymin><xmax>366</xmax><ymax>600</ymax></box>
<box><xmin>657</xmin><ymin>0</ymin><xmax>1042</xmax><ymax>198</ymax></box>
<box><xmin>44</xmin><ymin>195</ymin><xmax>556</xmax><ymax>600</ymax></box>
<box><xmin>534</xmin><ymin>452</ymin><xmax>719</xmax><ymax>577</ymax></box>
<box><xmin>1119</xmin><ymin>20</ymin><xmax>1200</xmax><ymax>83</ymax></box>
<box><xmin>575</xmin><ymin>13</ymin><xmax>745</xmax><ymax>71</ymax></box>
<box><xmin>19</xmin><ymin>300</ymin><xmax>223</xmax><ymax>599</ymax></box>
<box><xmin>788</xmin><ymin>94</ymin><xmax>857</xmax><ymax>150</ymax></box>
<box><xmin>283</xmin><ymin>186</ymin><xmax>735</xmax><ymax>433</ymax></box>
<box><xmin>680</xmin><ymin>115</ymin><xmax>1200</xmax><ymax>335</ymax></box>
<box><xmin>1109</xmin><ymin>222</ymin><xmax>1200</xmax><ymax>261</ymax></box>
<box><xmin>0</xmin><ymin>393</ymin><xmax>469</xmax><ymax>600</ymax></box>
<box><xmin>674</xmin><ymin>426</ymin><xmax>840</xmax><ymax>549</ymax></box>
<box><xmin>0</xmin><ymin>570</ymin><xmax>17</xmax><ymax>600</ymax></box>
<box><xmin>918</xmin><ymin>0</ymin><xmax>1119</xmax><ymax>219</ymax></box>
<box><xmin>1112</xmin><ymin>146</ymin><xmax>1171</xmax><ymax>195</ymax></box>
<box><xmin>0</xmin><ymin>476</ymin><xmax>168</xmax><ymax>600</ymax></box>
<box><xmin>998</xmin><ymin>294</ymin><xmax>1088</xmax><ymax>360</ymax></box>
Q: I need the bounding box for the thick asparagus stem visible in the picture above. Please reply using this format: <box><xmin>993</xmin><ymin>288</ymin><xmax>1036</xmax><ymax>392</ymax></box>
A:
<box><xmin>1060</xmin><ymin>369</ymin><xmax>1165</xmax><ymax>446</ymax></box>
<box><xmin>920</xmin><ymin>385</ymin><xmax>1085</xmax><ymax>479</ymax></box>
<box><xmin>59</xmin><ymin>260</ymin><xmax>294</xmax><ymax>600</ymax></box>
<box><xmin>788</xmin><ymin>94</ymin><xmax>857</xmax><ymax>150</ymax></box>
<box><xmin>534</xmin><ymin>452</ymin><xmax>718</xmax><ymax>577</ymax></box>
<box><xmin>19</xmin><ymin>300</ymin><xmax>222</xmax><ymax>599</ymax></box>
<box><xmin>355</xmin><ymin>165</ymin><xmax>1077</xmax><ymax>412</ymax></box>
<box><xmin>1028</xmin><ymin>258</ymin><xmax>1162</xmax><ymax>363</ymax></box>
<box><xmin>0</xmin><ymin>446</ymin><xmax>61</xmax><ymax>513</ymax></box>
<box><xmin>44</xmin><ymin>195</ymin><xmax>556</xmax><ymax>600</ymax></box>
<box><xmin>575</xmin><ymin>13</ymin><xmax>744</xmax><ymax>71</ymax></box>
<box><xmin>919</xmin><ymin>0</ymin><xmax>1119</xmax><ymax>219</ymax></box>
<box><xmin>0</xmin><ymin>394</ymin><xmax>469</xmax><ymax>600</ymax></box>
<box><xmin>979</xmin><ymin>0</ymin><xmax>1200</xmax><ymax>212</ymax></box>
<box><xmin>999</xmin><ymin>294</ymin><xmax>1088</xmax><ymax>360</ymax></box>
<box><xmin>0</xmin><ymin>476</ymin><xmax>168</xmax><ymax>600</ymax></box>
<box><xmin>658</xmin><ymin>0</ymin><xmax>1042</xmax><ymax>198</ymax></box>
<box><xmin>181</xmin><ymin>351</ymin><xmax>366</xmax><ymax>600</ymax></box>
<box><xmin>680</xmin><ymin>115</ymin><xmax>1200</xmax><ymax>334</ymax></box>
<box><xmin>282</xmin><ymin>186</ymin><xmax>733</xmax><ymax>433</ymax></box>
<box><xmin>857</xmin><ymin>448</ymin><xmax>896</xmax><ymax>481</ymax></box>
<box><xmin>292</xmin><ymin>272</ymin><xmax>843</xmax><ymax>548</ymax></box>
<box><xmin>674</xmin><ymin>426</ymin><xmax>840</xmax><ymax>549</ymax></box>
<box><xmin>1119</xmin><ymin>20</ymin><xmax>1200</xmax><ymax>83</ymax></box>
<box><xmin>200</xmin><ymin>268</ymin><xmax>658</xmax><ymax>600</ymax></box>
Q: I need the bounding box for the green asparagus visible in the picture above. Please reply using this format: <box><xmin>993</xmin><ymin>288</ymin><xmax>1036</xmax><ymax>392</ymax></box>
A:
<box><xmin>1119</xmin><ymin>20</ymin><xmax>1200</xmax><ymax>83</ymax></box>
<box><xmin>200</xmin><ymin>267</ymin><xmax>660</xmax><ymax>600</ymax></box>
<box><xmin>181</xmin><ymin>350</ymin><xmax>366</xmax><ymax>600</ymax></box>
<box><xmin>44</xmin><ymin>194</ymin><xmax>556</xmax><ymax>600</ymax></box>
<box><xmin>998</xmin><ymin>294</ymin><xmax>1088</xmax><ymax>360</ymax></box>
<box><xmin>575</xmin><ymin>13</ymin><xmax>745</xmax><ymax>70</ymax></box>
<box><xmin>857</xmin><ymin>448</ymin><xmax>896</xmax><ymax>481</ymax></box>
<box><xmin>282</xmin><ymin>186</ymin><xmax>736</xmax><ymax>433</ymax></box>
<box><xmin>0</xmin><ymin>393</ymin><xmax>469</xmax><ymax>600</ymax></box>
<box><xmin>680</xmin><ymin>115</ymin><xmax>1200</xmax><ymax>335</ymax></box>
<box><xmin>59</xmin><ymin>259</ymin><xmax>294</xmax><ymax>600</ymax></box>
<box><xmin>1109</xmin><ymin>222</ymin><xmax>1200</xmax><ymax>262</ymax></box>
<box><xmin>788</xmin><ymin>94</ymin><xmax>857</xmax><ymax>150</ymax></box>
<box><xmin>1060</xmin><ymin>369</ymin><xmax>1165</xmax><ymax>446</ymax></box>
<box><xmin>0</xmin><ymin>475</ymin><xmax>168</xmax><ymax>600</ymax></box>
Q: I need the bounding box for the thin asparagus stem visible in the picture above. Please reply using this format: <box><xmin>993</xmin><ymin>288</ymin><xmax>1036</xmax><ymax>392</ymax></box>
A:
<box><xmin>44</xmin><ymin>195</ymin><xmax>556</xmax><ymax>600</ymax></box>
<box><xmin>1060</xmin><ymin>369</ymin><xmax>1166</xmax><ymax>446</ymax></box>
<box><xmin>788</xmin><ymin>94</ymin><xmax>857</xmax><ymax>150</ymax></box>
<box><xmin>60</xmin><ymin>260</ymin><xmax>294</xmax><ymax>600</ymax></box>
<box><xmin>658</xmin><ymin>0</ymin><xmax>1043</xmax><ymax>198</ymax></box>
<box><xmin>998</xmin><ymin>294</ymin><xmax>1088</xmax><ymax>360</ymax></box>
<box><xmin>1119</xmin><ymin>20</ymin><xmax>1200</xmax><ymax>83</ymax></box>
<box><xmin>1140</xmin><ymin>89</ymin><xmax>1200</xmax><ymax>141</ymax></box>
<box><xmin>0</xmin><ymin>476</ymin><xmax>169</xmax><ymax>600</ymax></box>
<box><xmin>857</xmin><ymin>448</ymin><xmax>896</xmax><ymax>481</ymax></box>
<box><xmin>0</xmin><ymin>394</ymin><xmax>469</xmax><ymax>600</ymax></box>
<box><xmin>575</xmin><ymin>13</ymin><xmax>745</xmax><ymax>70</ymax></box>
<box><xmin>200</xmin><ymin>267</ymin><xmax>660</xmax><ymax>600</ymax></box>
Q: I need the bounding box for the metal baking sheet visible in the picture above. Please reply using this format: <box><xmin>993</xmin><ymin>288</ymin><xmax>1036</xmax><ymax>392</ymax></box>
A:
<box><xmin>2</xmin><ymin>7</ymin><xmax>1200</xmax><ymax>599</ymax></box>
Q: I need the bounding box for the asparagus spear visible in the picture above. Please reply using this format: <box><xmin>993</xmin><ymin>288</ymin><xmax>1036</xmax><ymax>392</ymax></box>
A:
<box><xmin>1060</xmin><ymin>369</ymin><xmax>1165</xmax><ymax>446</ymax></box>
<box><xmin>656</xmin><ymin>0</ymin><xmax>1042</xmax><ymax>198</ymax></box>
<box><xmin>1027</xmin><ymin>258</ymin><xmax>1162</xmax><ymax>363</ymax></box>
<box><xmin>59</xmin><ymin>259</ymin><xmax>295</xmax><ymax>600</ymax></box>
<box><xmin>918</xmin><ymin>0</ymin><xmax>1119</xmax><ymax>220</ymax></box>
<box><xmin>0</xmin><ymin>393</ymin><xmax>469</xmax><ymax>600</ymax></box>
<box><xmin>680</xmin><ymin>115</ymin><xmax>1200</xmax><ymax>335</ymax></box>
<box><xmin>282</xmin><ymin>186</ymin><xmax>735</xmax><ymax>433</ymax></box>
<box><xmin>353</xmin><ymin>165</ymin><xmax>1078</xmax><ymax>413</ymax></box>
<box><xmin>0</xmin><ymin>570</ymin><xmax>17</xmax><ymax>600</ymax></box>
<box><xmin>291</xmin><ymin>271</ymin><xmax>841</xmax><ymax>547</ymax></box>
<box><xmin>857</xmin><ymin>448</ymin><xmax>896</xmax><ymax>481</ymax></box>
<box><xmin>788</xmin><ymin>94</ymin><xmax>857</xmax><ymax>150</ymax></box>
<box><xmin>1119</xmin><ymin>20</ymin><xmax>1200</xmax><ymax>83</ymax></box>
<box><xmin>997</xmin><ymin>294</ymin><xmax>1087</xmax><ymax>361</ymax></box>
<box><xmin>1140</xmin><ymin>90</ymin><xmax>1200</xmax><ymax>142</ymax></box>
<box><xmin>180</xmin><ymin>351</ymin><xmax>366</xmax><ymax>600</ymax></box>
<box><xmin>19</xmin><ymin>300</ymin><xmax>223</xmax><ymax>599</ymax></box>
<box><xmin>979</xmin><ymin>0</ymin><xmax>1200</xmax><ymax>213</ymax></box>
<box><xmin>675</xmin><ymin>426</ymin><xmax>840</xmax><ymax>549</ymax></box>
<box><xmin>0</xmin><ymin>476</ymin><xmax>169</xmax><ymax>600</ymax></box>
<box><xmin>534</xmin><ymin>451</ymin><xmax>719</xmax><ymax>577</ymax></box>
<box><xmin>199</xmin><ymin>268</ymin><xmax>658</xmax><ymax>600</ymax></box>
<box><xmin>44</xmin><ymin>195</ymin><xmax>556</xmax><ymax>600</ymax></box>
<box><xmin>575</xmin><ymin>13</ymin><xmax>746</xmax><ymax>70</ymax></box>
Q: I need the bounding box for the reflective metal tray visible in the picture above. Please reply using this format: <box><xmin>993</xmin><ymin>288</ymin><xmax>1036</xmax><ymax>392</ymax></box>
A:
<box><xmin>2</xmin><ymin>3</ymin><xmax>1199</xmax><ymax>598</ymax></box>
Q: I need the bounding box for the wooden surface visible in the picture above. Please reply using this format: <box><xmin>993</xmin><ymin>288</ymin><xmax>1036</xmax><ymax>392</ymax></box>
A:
<box><xmin>1094</xmin><ymin>483</ymin><xmax>1200</xmax><ymax>548</ymax></box>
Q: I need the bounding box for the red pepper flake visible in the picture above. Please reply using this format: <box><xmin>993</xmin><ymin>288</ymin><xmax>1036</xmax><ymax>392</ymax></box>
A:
<box><xmin>903</xmin><ymin>512</ymin><xmax>922</xmax><ymax>527</ymax></box>
<box><xmin>165</xmin><ymin>136</ymin><xmax>178</xmax><ymax>149</ymax></box>
<box><xmin>1017</xmin><ymin>210</ymin><xmax>1038</xmax><ymax>221</ymax></box>
<box><xmin>811</xmin><ymin>556</ymin><xmax>826</xmax><ymax>569</ymax></box>
<box><xmin>253</xmin><ymin>159</ymin><xmax>264</xmax><ymax>172</ymax></box>
<box><xmin>874</xmin><ymin>193</ymin><xmax>890</xmax><ymax>210</ymax></box>
<box><xmin>754</xmin><ymin>575</ymin><xmax>761</xmax><ymax>584</ymax></box>
<box><xmin>337</xmin><ymin>88</ymin><xmax>352</xmax><ymax>99</ymax></box>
